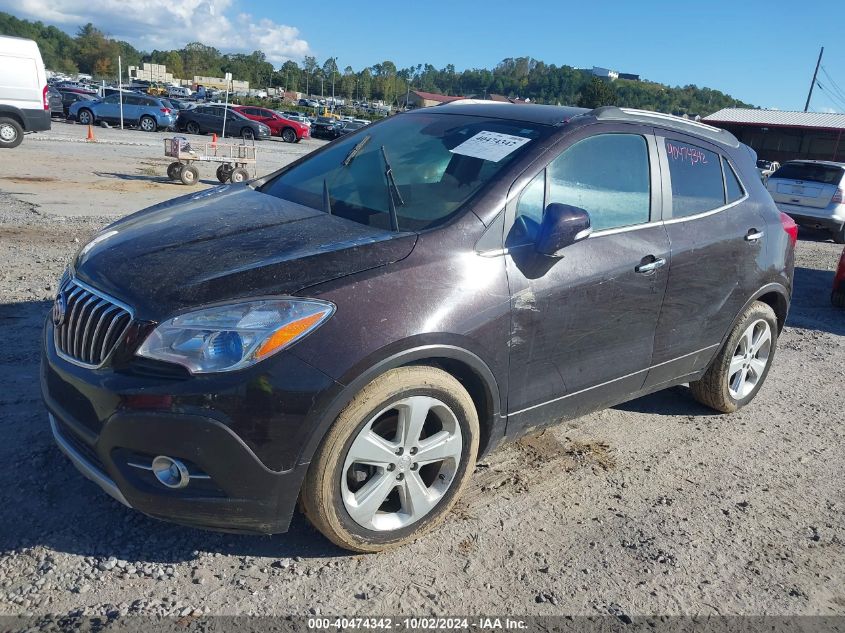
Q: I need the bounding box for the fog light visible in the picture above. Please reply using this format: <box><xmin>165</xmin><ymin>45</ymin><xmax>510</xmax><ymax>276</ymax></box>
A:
<box><xmin>151</xmin><ymin>455</ymin><xmax>190</xmax><ymax>489</ymax></box>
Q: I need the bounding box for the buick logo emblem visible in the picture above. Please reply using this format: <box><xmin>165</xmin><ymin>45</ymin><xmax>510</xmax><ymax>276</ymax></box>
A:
<box><xmin>52</xmin><ymin>293</ymin><xmax>67</xmax><ymax>327</ymax></box>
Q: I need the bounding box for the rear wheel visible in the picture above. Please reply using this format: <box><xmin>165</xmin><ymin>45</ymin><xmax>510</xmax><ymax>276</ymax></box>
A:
<box><xmin>77</xmin><ymin>109</ymin><xmax>93</xmax><ymax>126</ymax></box>
<box><xmin>185</xmin><ymin>121</ymin><xmax>200</xmax><ymax>135</ymax></box>
<box><xmin>139</xmin><ymin>115</ymin><xmax>157</xmax><ymax>132</ymax></box>
<box><xmin>301</xmin><ymin>366</ymin><xmax>479</xmax><ymax>552</ymax></box>
<box><xmin>229</xmin><ymin>167</ymin><xmax>249</xmax><ymax>183</ymax></box>
<box><xmin>281</xmin><ymin>128</ymin><xmax>297</xmax><ymax>143</ymax></box>
<box><xmin>689</xmin><ymin>301</ymin><xmax>778</xmax><ymax>413</ymax></box>
<box><xmin>167</xmin><ymin>162</ymin><xmax>182</xmax><ymax>180</ymax></box>
<box><xmin>179</xmin><ymin>164</ymin><xmax>199</xmax><ymax>185</ymax></box>
<box><xmin>0</xmin><ymin>117</ymin><xmax>23</xmax><ymax>149</ymax></box>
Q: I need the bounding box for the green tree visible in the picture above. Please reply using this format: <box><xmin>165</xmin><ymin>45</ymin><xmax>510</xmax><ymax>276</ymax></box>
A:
<box><xmin>578</xmin><ymin>77</ymin><xmax>618</xmax><ymax>108</ymax></box>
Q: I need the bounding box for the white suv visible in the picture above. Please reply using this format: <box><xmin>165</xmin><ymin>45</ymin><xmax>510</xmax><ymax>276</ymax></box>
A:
<box><xmin>767</xmin><ymin>160</ymin><xmax>845</xmax><ymax>244</ymax></box>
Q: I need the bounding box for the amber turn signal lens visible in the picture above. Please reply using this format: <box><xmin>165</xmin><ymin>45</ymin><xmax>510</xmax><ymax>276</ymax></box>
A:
<box><xmin>255</xmin><ymin>311</ymin><xmax>328</xmax><ymax>359</ymax></box>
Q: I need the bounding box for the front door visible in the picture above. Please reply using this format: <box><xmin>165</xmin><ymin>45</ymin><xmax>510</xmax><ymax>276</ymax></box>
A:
<box><xmin>505</xmin><ymin>127</ymin><xmax>670</xmax><ymax>435</ymax></box>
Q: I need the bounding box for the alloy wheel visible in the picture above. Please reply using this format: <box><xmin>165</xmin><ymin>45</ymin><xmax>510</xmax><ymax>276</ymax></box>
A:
<box><xmin>728</xmin><ymin>319</ymin><xmax>772</xmax><ymax>399</ymax></box>
<box><xmin>341</xmin><ymin>395</ymin><xmax>463</xmax><ymax>531</ymax></box>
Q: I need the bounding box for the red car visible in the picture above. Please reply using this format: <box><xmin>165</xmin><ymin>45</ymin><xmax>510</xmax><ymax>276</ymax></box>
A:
<box><xmin>232</xmin><ymin>106</ymin><xmax>309</xmax><ymax>143</ymax></box>
<box><xmin>833</xmin><ymin>246</ymin><xmax>845</xmax><ymax>307</ymax></box>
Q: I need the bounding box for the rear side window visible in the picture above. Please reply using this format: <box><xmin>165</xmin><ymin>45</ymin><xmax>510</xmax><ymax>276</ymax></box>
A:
<box><xmin>547</xmin><ymin>134</ymin><xmax>651</xmax><ymax>231</ymax></box>
<box><xmin>770</xmin><ymin>163</ymin><xmax>844</xmax><ymax>185</ymax></box>
<box><xmin>723</xmin><ymin>157</ymin><xmax>745</xmax><ymax>203</ymax></box>
<box><xmin>665</xmin><ymin>140</ymin><xmax>725</xmax><ymax>217</ymax></box>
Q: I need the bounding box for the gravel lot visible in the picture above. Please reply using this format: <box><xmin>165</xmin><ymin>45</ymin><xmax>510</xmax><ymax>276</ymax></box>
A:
<box><xmin>0</xmin><ymin>126</ymin><xmax>843</xmax><ymax>621</ymax></box>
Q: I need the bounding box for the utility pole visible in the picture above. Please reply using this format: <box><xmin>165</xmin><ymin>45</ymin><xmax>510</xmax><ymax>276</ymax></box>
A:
<box><xmin>804</xmin><ymin>46</ymin><xmax>824</xmax><ymax>112</ymax></box>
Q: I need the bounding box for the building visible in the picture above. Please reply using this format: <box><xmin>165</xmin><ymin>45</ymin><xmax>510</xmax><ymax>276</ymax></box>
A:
<box><xmin>399</xmin><ymin>90</ymin><xmax>464</xmax><ymax>109</ymax></box>
<box><xmin>618</xmin><ymin>72</ymin><xmax>640</xmax><ymax>81</ymax></box>
<box><xmin>192</xmin><ymin>75</ymin><xmax>249</xmax><ymax>93</ymax></box>
<box><xmin>128</xmin><ymin>63</ymin><xmax>174</xmax><ymax>84</ymax></box>
<box><xmin>488</xmin><ymin>93</ymin><xmax>530</xmax><ymax>104</ymax></box>
<box><xmin>590</xmin><ymin>67</ymin><xmax>619</xmax><ymax>81</ymax></box>
<box><xmin>703</xmin><ymin>108</ymin><xmax>845</xmax><ymax>163</ymax></box>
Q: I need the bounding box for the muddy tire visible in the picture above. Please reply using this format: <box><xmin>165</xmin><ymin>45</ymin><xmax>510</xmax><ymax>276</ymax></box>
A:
<box><xmin>689</xmin><ymin>301</ymin><xmax>778</xmax><ymax>413</ymax></box>
<box><xmin>179</xmin><ymin>164</ymin><xmax>199</xmax><ymax>185</ymax></box>
<box><xmin>167</xmin><ymin>162</ymin><xmax>182</xmax><ymax>180</ymax></box>
<box><xmin>301</xmin><ymin>366</ymin><xmax>479</xmax><ymax>553</ymax></box>
<box><xmin>216</xmin><ymin>164</ymin><xmax>233</xmax><ymax>183</ymax></box>
<box><xmin>229</xmin><ymin>167</ymin><xmax>249</xmax><ymax>183</ymax></box>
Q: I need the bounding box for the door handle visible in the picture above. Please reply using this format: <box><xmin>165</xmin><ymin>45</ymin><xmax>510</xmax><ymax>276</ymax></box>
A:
<box><xmin>745</xmin><ymin>229</ymin><xmax>764</xmax><ymax>242</ymax></box>
<box><xmin>635</xmin><ymin>257</ymin><xmax>666</xmax><ymax>274</ymax></box>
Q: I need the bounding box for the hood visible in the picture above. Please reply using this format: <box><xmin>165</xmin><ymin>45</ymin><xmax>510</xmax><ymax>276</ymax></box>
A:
<box><xmin>73</xmin><ymin>185</ymin><xmax>416</xmax><ymax>321</ymax></box>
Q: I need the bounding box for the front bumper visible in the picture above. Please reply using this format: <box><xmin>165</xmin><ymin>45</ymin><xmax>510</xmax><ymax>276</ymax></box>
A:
<box><xmin>41</xmin><ymin>319</ymin><xmax>340</xmax><ymax>534</ymax></box>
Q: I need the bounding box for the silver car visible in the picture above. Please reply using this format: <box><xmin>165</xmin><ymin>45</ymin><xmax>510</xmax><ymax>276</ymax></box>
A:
<box><xmin>766</xmin><ymin>160</ymin><xmax>845</xmax><ymax>244</ymax></box>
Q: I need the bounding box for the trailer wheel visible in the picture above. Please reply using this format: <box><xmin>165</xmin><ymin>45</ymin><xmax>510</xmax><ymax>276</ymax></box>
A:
<box><xmin>230</xmin><ymin>167</ymin><xmax>249</xmax><ymax>184</ymax></box>
<box><xmin>167</xmin><ymin>162</ymin><xmax>182</xmax><ymax>180</ymax></box>
<box><xmin>216</xmin><ymin>164</ymin><xmax>234</xmax><ymax>183</ymax></box>
<box><xmin>179</xmin><ymin>164</ymin><xmax>199</xmax><ymax>185</ymax></box>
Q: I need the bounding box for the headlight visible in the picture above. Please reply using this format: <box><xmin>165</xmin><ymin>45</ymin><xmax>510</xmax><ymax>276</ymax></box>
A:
<box><xmin>136</xmin><ymin>299</ymin><xmax>334</xmax><ymax>373</ymax></box>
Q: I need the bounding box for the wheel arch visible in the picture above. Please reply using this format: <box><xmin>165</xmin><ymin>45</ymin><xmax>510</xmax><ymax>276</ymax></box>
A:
<box><xmin>720</xmin><ymin>283</ymin><xmax>791</xmax><ymax>348</ymax></box>
<box><xmin>296</xmin><ymin>343</ymin><xmax>505</xmax><ymax>468</ymax></box>
<box><xmin>0</xmin><ymin>107</ymin><xmax>25</xmax><ymax>128</ymax></box>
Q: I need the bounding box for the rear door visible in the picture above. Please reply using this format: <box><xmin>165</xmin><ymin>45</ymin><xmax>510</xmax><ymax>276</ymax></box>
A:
<box><xmin>766</xmin><ymin>162</ymin><xmax>844</xmax><ymax>209</ymax></box>
<box><xmin>645</xmin><ymin>133</ymin><xmax>765</xmax><ymax>388</ymax></box>
<box><xmin>505</xmin><ymin>125</ymin><xmax>671</xmax><ymax>433</ymax></box>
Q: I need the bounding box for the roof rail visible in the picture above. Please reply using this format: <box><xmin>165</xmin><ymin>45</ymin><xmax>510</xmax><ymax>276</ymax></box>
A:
<box><xmin>590</xmin><ymin>106</ymin><xmax>740</xmax><ymax>148</ymax></box>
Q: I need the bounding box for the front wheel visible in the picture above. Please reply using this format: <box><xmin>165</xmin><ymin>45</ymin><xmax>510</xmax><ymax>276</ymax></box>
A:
<box><xmin>281</xmin><ymin>128</ymin><xmax>297</xmax><ymax>143</ymax></box>
<box><xmin>179</xmin><ymin>164</ymin><xmax>199</xmax><ymax>185</ymax></box>
<box><xmin>166</xmin><ymin>161</ymin><xmax>182</xmax><ymax>180</ymax></box>
<box><xmin>689</xmin><ymin>301</ymin><xmax>778</xmax><ymax>413</ymax></box>
<box><xmin>77</xmin><ymin>109</ymin><xmax>93</xmax><ymax>126</ymax></box>
<box><xmin>229</xmin><ymin>167</ymin><xmax>249</xmax><ymax>183</ymax></box>
<box><xmin>301</xmin><ymin>366</ymin><xmax>479</xmax><ymax>552</ymax></box>
<box><xmin>241</xmin><ymin>128</ymin><xmax>255</xmax><ymax>141</ymax></box>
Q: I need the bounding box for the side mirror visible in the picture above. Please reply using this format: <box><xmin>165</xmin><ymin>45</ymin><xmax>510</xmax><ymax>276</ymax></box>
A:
<box><xmin>535</xmin><ymin>203</ymin><xmax>592</xmax><ymax>257</ymax></box>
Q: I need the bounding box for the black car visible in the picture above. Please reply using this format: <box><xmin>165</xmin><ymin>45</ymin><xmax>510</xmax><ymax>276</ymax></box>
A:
<box><xmin>176</xmin><ymin>105</ymin><xmax>270</xmax><ymax>140</ymax></box>
<box><xmin>327</xmin><ymin>120</ymin><xmax>366</xmax><ymax>139</ymax></box>
<box><xmin>310</xmin><ymin>116</ymin><xmax>340</xmax><ymax>139</ymax></box>
<box><xmin>42</xmin><ymin>103</ymin><xmax>795</xmax><ymax>552</ymax></box>
<box><xmin>57</xmin><ymin>90</ymin><xmax>95</xmax><ymax>117</ymax></box>
<box><xmin>46</xmin><ymin>88</ymin><xmax>63</xmax><ymax>118</ymax></box>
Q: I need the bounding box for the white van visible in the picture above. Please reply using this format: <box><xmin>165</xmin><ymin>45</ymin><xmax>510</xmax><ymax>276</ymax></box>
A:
<box><xmin>0</xmin><ymin>35</ymin><xmax>51</xmax><ymax>148</ymax></box>
<box><xmin>167</xmin><ymin>86</ymin><xmax>191</xmax><ymax>99</ymax></box>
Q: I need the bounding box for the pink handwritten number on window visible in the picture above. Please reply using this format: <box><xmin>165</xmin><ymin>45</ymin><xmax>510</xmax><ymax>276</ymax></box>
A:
<box><xmin>666</xmin><ymin>141</ymin><xmax>708</xmax><ymax>166</ymax></box>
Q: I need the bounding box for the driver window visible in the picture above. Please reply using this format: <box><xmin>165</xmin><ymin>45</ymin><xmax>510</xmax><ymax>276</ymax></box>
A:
<box><xmin>548</xmin><ymin>134</ymin><xmax>651</xmax><ymax>232</ymax></box>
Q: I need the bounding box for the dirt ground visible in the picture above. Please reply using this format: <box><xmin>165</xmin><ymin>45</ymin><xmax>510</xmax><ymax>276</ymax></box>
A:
<box><xmin>0</xmin><ymin>126</ymin><xmax>843</xmax><ymax>620</ymax></box>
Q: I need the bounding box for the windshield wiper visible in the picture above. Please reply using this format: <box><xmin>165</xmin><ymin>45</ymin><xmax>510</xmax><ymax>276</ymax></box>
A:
<box><xmin>341</xmin><ymin>135</ymin><xmax>371</xmax><ymax>166</ymax></box>
<box><xmin>380</xmin><ymin>145</ymin><xmax>403</xmax><ymax>233</ymax></box>
<box><xmin>322</xmin><ymin>179</ymin><xmax>332</xmax><ymax>216</ymax></box>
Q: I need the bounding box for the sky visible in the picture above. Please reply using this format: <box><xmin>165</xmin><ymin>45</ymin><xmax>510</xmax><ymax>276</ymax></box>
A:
<box><xmin>3</xmin><ymin>0</ymin><xmax>845</xmax><ymax>112</ymax></box>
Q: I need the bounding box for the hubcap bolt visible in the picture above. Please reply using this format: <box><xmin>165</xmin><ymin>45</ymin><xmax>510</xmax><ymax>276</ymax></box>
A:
<box><xmin>387</xmin><ymin>464</ymin><xmax>395</xmax><ymax>471</ymax></box>
<box><xmin>410</xmin><ymin>447</ymin><xmax>418</xmax><ymax>455</ymax></box>
<box><xmin>395</xmin><ymin>447</ymin><xmax>404</xmax><ymax>456</ymax></box>
<box><xmin>396</xmin><ymin>473</ymin><xmax>404</xmax><ymax>481</ymax></box>
<box><xmin>410</xmin><ymin>463</ymin><xmax>418</xmax><ymax>471</ymax></box>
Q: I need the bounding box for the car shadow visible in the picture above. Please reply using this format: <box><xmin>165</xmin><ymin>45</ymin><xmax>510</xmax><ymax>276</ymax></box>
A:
<box><xmin>612</xmin><ymin>385</ymin><xmax>717</xmax><ymax>416</ymax></box>
<box><xmin>93</xmin><ymin>171</ymin><xmax>219</xmax><ymax>187</ymax></box>
<box><xmin>0</xmin><ymin>299</ymin><xmax>343</xmax><ymax>562</ymax></box>
<box><xmin>787</xmin><ymin>266</ymin><xmax>844</xmax><ymax>336</ymax></box>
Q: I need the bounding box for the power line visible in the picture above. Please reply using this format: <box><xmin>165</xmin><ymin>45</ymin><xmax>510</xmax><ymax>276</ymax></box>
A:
<box><xmin>820</xmin><ymin>66</ymin><xmax>845</xmax><ymax>104</ymax></box>
<box><xmin>814</xmin><ymin>81</ymin><xmax>845</xmax><ymax>112</ymax></box>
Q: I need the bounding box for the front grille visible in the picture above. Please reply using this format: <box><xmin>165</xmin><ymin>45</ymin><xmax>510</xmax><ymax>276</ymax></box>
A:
<box><xmin>54</xmin><ymin>278</ymin><xmax>133</xmax><ymax>368</ymax></box>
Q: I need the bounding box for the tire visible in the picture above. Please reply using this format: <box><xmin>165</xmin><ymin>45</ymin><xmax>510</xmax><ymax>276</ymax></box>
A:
<box><xmin>833</xmin><ymin>226</ymin><xmax>845</xmax><ymax>245</ymax></box>
<box><xmin>185</xmin><ymin>121</ymin><xmax>200</xmax><ymax>135</ymax></box>
<box><xmin>229</xmin><ymin>167</ymin><xmax>249</xmax><ymax>184</ymax></box>
<box><xmin>167</xmin><ymin>162</ymin><xmax>182</xmax><ymax>180</ymax></box>
<box><xmin>139</xmin><ymin>115</ymin><xmax>157</xmax><ymax>132</ymax></box>
<box><xmin>0</xmin><ymin>117</ymin><xmax>24</xmax><ymax>149</ymax></box>
<box><xmin>77</xmin><ymin>109</ymin><xmax>93</xmax><ymax>126</ymax></box>
<box><xmin>832</xmin><ymin>289</ymin><xmax>845</xmax><ymax>308</ymax></box>
<box><xmin>216</xmin><ymin>164</ymin><xmax>233</xmax><ymax>183</ymax></box>
<box><xmin>179</xmin><ymin>164</ymin><xmax>199</xmax><ymax>186</ymax></box>
<box><xmin>689</xmin><ymin>301</ymin><xmax>778</xmax><ymax>413</ymax></box>
<box><xmin>281</xmin><ymin>127</ymin><xmax>297</xmax><ymax>143</ymax></box>
<box><xmin>241</xmin><ymin>128</ymin><xmax>255</xmax><ymax>141</ymax></box>
<box><xmin>301</xmin><ymin>366</ymin><xmax>479</xmax><ymax>553</ymax></box>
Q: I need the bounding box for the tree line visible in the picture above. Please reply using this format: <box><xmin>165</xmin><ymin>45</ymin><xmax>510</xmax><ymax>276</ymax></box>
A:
<box><xmin>0</xmin><ymin>11</ymin><xmax>754</xmax><ymax>116</ymax></box>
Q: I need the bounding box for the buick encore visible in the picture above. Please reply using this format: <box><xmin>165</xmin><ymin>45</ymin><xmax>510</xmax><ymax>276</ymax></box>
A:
<box><xmin>42</xmin><ymin>102</ymin><xmax>796</xmax><ymax>552</ymax></box>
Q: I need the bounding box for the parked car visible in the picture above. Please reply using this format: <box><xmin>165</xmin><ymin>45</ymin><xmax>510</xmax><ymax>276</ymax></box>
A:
<box><xmin>766</xmin><ymin>160</ymin><xmax>845</xmax><ymax>244</ymax></box>
<box><xmin>176</xmin><ymin>105</ymin><xmax>270</xmax><ymax>140</ymax></box>
<box><xmin>756</xmin><ymin>159</ymin><xmax>780</xmax><ymax>181</ymax></box>
<box><xmin>42</xmin><ymin>103</ymin><xmax>795</xmax><ymax>552</ymax></box>
<box><xmin>0</xmin><ymin>35</ymin><xmax>51</xmax><ymax>148</ymax></box>
<box><xmin>280</xmin><ymin>111</ymin><xmax>311</xmax><ymax>126</ymax></box>
<box><xmin>310</xmin><ymin>116</ymin><xmax>340</xmax><ymax>138</ymax></box>
<box><xmin>57</xmin><ymin>91</ymin><xmax>96</xmax><ymax>117</ymax></box>
<box><xmin>68</xmin><ymin>93</ymin><xmax>176</xmax><ymax>132</ymax></box>
<box><xmin>832</xmin><ymin>247</ymin><xmax>845</xmax><ymax>307</ymax></box>
<box><xmin>232</xmin><ymin>106</ymin><xmax>309</xmax><ymax>142</ymax></box>
<box><xmin>163</xmin><ymin>98</ymin><xmax>192</xmax><ymax>112</ymax></box>
<box><xmin>167</xmin><ymin>86</ymin><xmax>192</xmax><ymax>99</ymax></box>
<box><xmin>326</xmin><ymin>119</ymin><xmax>366</xmax><ymax>139</ymax></box>
<box><xmin>46</xmin><ymin>87</ymin><xmax>63</xmax><ymax>118</ymax></box>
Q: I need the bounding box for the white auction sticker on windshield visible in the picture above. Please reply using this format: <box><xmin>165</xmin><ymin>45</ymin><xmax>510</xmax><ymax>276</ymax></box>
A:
<box><xmin>449</xmin><ymin>131</ymin><xmax>531</xmax><ymax>162</ymax></box>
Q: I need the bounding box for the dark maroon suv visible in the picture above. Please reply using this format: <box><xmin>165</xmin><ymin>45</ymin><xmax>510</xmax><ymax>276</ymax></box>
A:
<box><xmin>42</xmin><ymin>102</ymin><xmax>795</xmax><ymax>552</ymax></box>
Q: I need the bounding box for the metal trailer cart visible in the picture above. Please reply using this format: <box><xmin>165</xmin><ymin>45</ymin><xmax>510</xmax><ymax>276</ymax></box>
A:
<box><xmin>163</xmin><ymin>137</ymin><xmax>258</xmax><ymax>185</ymax></box>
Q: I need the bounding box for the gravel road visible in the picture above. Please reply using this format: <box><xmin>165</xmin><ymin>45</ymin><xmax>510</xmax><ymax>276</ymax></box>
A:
<box><xmin>0</xmin><ymin>130</ymin><xmax>843</xmax><ymax>620</ymax></box>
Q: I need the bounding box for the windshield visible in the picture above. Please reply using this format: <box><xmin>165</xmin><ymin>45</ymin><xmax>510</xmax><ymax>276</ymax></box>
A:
<box><xmin>771</xmin><ymin>162</ymin><xmax>844</xmax><ymax>185</ymax></box>
<box><xmin>260</xmin><ymin>112</ymin><xmax>549</xmax><ymax>231</ymax></box>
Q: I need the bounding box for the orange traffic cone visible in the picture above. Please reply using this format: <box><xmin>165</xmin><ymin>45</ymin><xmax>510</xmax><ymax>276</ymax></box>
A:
<box><xmin>86</xmin><ymin>124</ymin><xmax>96</xmax><ymax>142</ymax></box>
<box><xmin>211</xmin><ymin>133</ymin><xmax>217</xmax><ymax>147</ymax></box>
